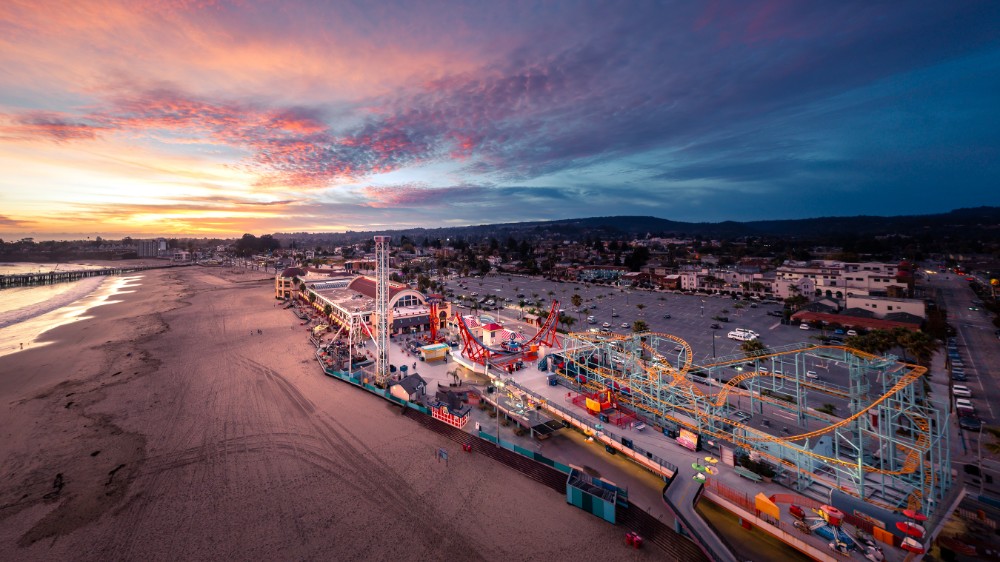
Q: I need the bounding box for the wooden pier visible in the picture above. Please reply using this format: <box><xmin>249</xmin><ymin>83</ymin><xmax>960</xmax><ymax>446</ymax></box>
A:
<box><xmin>0</xmin><ymin>263</ymin><xmax>188</xmax><ymax>289</ymax></box>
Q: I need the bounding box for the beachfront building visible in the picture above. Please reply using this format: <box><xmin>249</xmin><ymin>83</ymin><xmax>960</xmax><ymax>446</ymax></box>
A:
<box><xmin>431</xmin><ymin>392</ymin><xmax>471</xmax><ymax>429</ymax></box>
<box><xmin>389</xmin><ymin>373</ymin><xmax>427</xmax><ymax>402</ymax></box>
<box><xmin>431</xmin><ymin>402</ymin><xmax>470</xmax><ymax>429</ymax></box>
<box><xmin>302</xmin><ymin>275</ymin><xmax>451</xmax><ymax>336</ymax></box>
<box><xmin>275</xmin><ymin>267</ymin><xmax>306</xmax><ymax>299</ymax></box>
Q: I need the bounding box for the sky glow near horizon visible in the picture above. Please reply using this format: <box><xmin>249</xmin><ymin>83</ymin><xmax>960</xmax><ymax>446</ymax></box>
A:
<box><xmin>1</xmin><ymin>0</ymin><xmax>998</xmax><ymax>240</ymax></box>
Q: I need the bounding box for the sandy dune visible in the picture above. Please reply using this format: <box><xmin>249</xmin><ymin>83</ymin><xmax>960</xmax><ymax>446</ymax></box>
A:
<box><xmin>0</xmin><ymin>267</ymin><xmax>652</xmax><ymax>560</ymax></box>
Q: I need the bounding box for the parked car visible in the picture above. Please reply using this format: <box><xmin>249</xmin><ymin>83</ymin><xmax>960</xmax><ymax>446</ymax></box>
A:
<box><xmin>846</xmin><ymin>329</ymin><xmax>858</xmax><ymax>336</ymax></box>
<box><xmin>621</xmin><ymin>322</ymin><xmax>629</xmax><ymax>328</ymax></box>
<box><xmin>799</xmin><ymin>323</ymin><xmax>811</xmax><ymax>330</ymax></box>
<box><xmin>953</xmin><ymin>385</ymin><xmax>972</xmax><ymax>398</ymax></box>
<box><xmin>806</xmin><ymin>370</ymin><xmax>819</xmax><ymax>380</ymax></box>
<box><xmin>710</xmin><ymin>323</ymin><xmax>721</xmax><ymax>329</ymax></box>
<box><xmin>955</xmin><ymin>398</ymin><xmax>975</xmax><ymax>411</ymax></box>
<box><xmin>663</xmin><ymin>313</ymin><xmax>672</xmax><ymax>319</ymax></box>
<box><xmin>602</xmin><ymin>322</ymin><xmax>611</xmax><ymax>328</ymax></box>
<box><xmin>959</xmin><ymin>416</ymin><xmax>982</xmax><ymax>431</ymax></box>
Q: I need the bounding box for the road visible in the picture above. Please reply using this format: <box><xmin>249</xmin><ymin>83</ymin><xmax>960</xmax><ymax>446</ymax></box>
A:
<box><xmin>924</xmin><ymin>272</ymin><xmax>999</xmax><ymax>425</ymax></box>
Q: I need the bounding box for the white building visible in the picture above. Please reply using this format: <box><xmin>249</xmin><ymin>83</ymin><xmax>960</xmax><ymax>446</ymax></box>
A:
<box><xmin>845</xmin><ymin>295</ymin><xmax>925</xmax><ymax>319</ymax></box>
<box><xmin>775</xmin><ymin>260</ymin><xmax>905</xmax><ymax>299</ymax></box>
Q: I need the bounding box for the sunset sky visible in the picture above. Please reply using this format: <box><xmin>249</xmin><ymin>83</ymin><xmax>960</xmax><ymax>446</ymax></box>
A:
<box><xmin>1</xmin><ymin>1</ymin><xmax>998</xmax><ymax>239</ymax></box>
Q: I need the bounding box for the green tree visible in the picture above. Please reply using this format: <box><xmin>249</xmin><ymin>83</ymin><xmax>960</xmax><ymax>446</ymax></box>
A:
<box><xmin>308</xmin><ymin>292</ymin><xmax>317</xmax><ymax>303</ymax></box>
<box><xmin>636</xmin><ymin>303</ymin><xmax>645</xmax><ymax>315</ymax></box>
<box><xmin>559</xmin><ymin>314</ymin><xmax>576</xmax><ymax>333</ymax></box>
<box><xmin>571</xmin><ymin>294</ymin><xmax>582</xmax><ymax>309</ymax></box>
<box><xmin>893</xmin><ymin>328</ymin><xmax>938</xmax><ymax>365</ymax></box>
<box><xmin>323</xmin><ymin>304</ymin><xmax>333</xmax><ymax>317</ymax></box>
<box><xmin>741</xmin><ymin>340</ymin><xmax>768</xmax><ymax>357</ymax></box>
<box><xmin>632</xmin><ymin>320</ymin><xmax>649</xmax><ymax>333</ymax></box>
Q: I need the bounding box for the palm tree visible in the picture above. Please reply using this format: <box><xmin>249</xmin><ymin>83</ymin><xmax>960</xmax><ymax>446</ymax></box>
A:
<box><xmin>560</xmin><ymin>314</ymin><xmax>576</xmax><ymax>333</ymax></box>
<box><xmin>632</xmin><ymin>320</ymin><xmax>649</xmax><ymax>333</ymax></box>
<box><xmin>518</xmin><ymin>299</ymin><xmax>527</xmax><ymax>319</ymax></box>
<box><xmin>893</xmin><ymin>328</ymin><xmax>937</xmax><ymax>365</ymax></box>
<box><xmin>571</xmin><ymin>293</ymin><xmax>582</xmax><ymax>309</ymax></box>
<box><xmin>741</xmin><ymin>340</ymin><xmax>768</xmax><ymax>357</ymax></box>
<box><xmin>636</xmin><ymin>303</ymin><xmax>645</xmax><ymax>315</ymax></box>
<box><xmin>323</xmin><ymin>304</ymin><xmax>333</xmax><ymax>318</ymax></box>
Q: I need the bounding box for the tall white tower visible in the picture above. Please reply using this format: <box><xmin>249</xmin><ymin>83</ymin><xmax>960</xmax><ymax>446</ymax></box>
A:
<box><xmin>373</xmin><ymin>235</ymin><xmax>390</xmax><ymax>386</ymax></box>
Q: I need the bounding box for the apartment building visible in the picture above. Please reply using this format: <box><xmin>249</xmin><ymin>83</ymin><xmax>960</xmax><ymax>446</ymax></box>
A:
<box><xmin>776</xmin><ymin>260</ymin><xmax>906</xmax><ymax>299</ymax></box>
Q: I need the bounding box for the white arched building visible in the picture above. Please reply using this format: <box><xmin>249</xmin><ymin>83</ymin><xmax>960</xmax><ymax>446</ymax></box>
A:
<box><xmin>301</xmin><ymin>275</ymin><xmax>450</xmax><ymax>336</ymax></box>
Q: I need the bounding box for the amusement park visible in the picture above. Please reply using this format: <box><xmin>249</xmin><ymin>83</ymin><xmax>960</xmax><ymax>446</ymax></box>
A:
<box><xmin>292</xmin><ymin>237</ymin><xmax>957</xmax><ymax>562</ymax></box>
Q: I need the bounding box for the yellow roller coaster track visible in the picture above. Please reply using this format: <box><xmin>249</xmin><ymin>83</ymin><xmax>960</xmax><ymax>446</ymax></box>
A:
<box><xmin>560</xmin><ymin>332</ymin><xmax>932</xmax><ymax>478</ymax></box>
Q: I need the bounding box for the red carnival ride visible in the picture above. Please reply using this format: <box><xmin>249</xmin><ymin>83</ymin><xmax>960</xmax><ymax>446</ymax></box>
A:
<box><xmin>423</xmin><ymin>300</ymin><xmax>446</xmax><ymax>344</ymax></box>
<box><xmin>455</xmin><ymin>300</ymin><xmax>562</xmax><ymax>370</ymax></box>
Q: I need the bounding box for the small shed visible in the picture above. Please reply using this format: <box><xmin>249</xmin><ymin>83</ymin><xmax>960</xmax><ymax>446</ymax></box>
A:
<box><xmin>390</xmin><ymin>374</ymin><xmax>427</xmax><ymax>402</ymax></box>
<box><xmin>420</xmin><ymin>343</ymin><xmax>450</xmax><ymax>362</ymax></box>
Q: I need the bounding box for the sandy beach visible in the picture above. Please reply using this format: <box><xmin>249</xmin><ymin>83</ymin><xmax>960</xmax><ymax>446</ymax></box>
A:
<box><xmin>0</xmin><ymin>266</ymin><xmax>652</xmax><ymax>560</ymax></box>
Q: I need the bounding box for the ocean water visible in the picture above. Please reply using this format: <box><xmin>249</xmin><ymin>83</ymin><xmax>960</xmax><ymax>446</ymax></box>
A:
<box><xmin>0</xmin><ymin>268</ymin><xmax>143</xmax><ymax>357</ymax></box>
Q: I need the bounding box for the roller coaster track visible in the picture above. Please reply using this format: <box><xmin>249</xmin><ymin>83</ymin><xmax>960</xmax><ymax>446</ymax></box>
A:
<box><xmin>556</xmin><ymin>332</ymin><xmax>932</xmax><ymax>480</ymax></box>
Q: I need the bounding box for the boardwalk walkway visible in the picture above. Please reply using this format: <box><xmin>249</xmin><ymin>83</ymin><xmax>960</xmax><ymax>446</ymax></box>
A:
<box><xmin>0</xmin><ymin>263</ymin><xmax>188</xmax><ymax>289</ymax></box>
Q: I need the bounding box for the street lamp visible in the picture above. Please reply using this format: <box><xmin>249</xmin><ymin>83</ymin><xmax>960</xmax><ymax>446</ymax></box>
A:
<box><xmin>712</xmin><ymin>329</ymin><xmax>717</xmax><ymax>358</ymax></box>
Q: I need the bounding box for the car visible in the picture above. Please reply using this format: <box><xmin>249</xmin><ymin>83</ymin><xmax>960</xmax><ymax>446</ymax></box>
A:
<box><xmin>728</xmin><ymin>330</ymin><xmax>758</xmax><ymax>342</ymax></box>
<box><xmin>952</xmin><ymin>373</ymin><xmax>968</xmax><ymax>382</ymax></box>
<box><xmin>959</xmin><ymin>416</ymin><xmax>983</xmax><ymax>431</ymax></box>
<box><xmin>674</xmin><ymin>345</ymin><xmax>684</xmax><ymax>352</ymax></box>
<box><xmin>833</xmin><ymin>329</ymin><xmax>845</xmax><ymax>335</ymax></box>
<box><xmin>969</xmin><ymin>306</ymin><xmax>979</xmax><ymax>311</ymax></box>
<box><xmin>953</xmin><ymin>385</ymin><xmax>972</xmax><ymax>398</ymax></box>
<box><xmin>663</xmin><ymin>313</ymin><xmax>672</xmax><ymax>319</ymax></box>
<box><xmin>710</xmin><ymin>323</ymin><xmax>721</xmax><ymax>329</ymax></box>
<box><xmin>749</xmin><ymin>303</ymin><xmax>758</xmax><ymax>308</ymax></box>
<box><xmin>732</xmin><ymin>411</ymin><xmax>751</xmax><ymax>421</ymax></box>
<box><xmin>846</xmin><ymin>329</ymin><xmax>858</xmax><ymax>336</ymax></box>
<box><xmin>799</xmin><ymin>323</ymin><xmax>810</xmax><ymax>330</ymax></box>
<box><xmin>806</xmin><ymin>370</ymin><xmax>819</xmax><ymax>380</ymax></box>
<box><xmin>602</xmin><ymin>322</ymin><xmax>611</xmax><ymax>328</ymax></box>
<box><xmin>955</xmin><ymin>398</ymin><xmax>975</xmax><ymax>410</ymax></box>
<box><xmin>621</xmin><ymin>322</ymin><xmax>629</xmax><ymax>328</ymax></box>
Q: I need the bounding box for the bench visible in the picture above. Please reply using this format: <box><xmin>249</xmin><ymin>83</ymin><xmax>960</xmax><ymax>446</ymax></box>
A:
<box><xmin>734</xmin><ymin>466</ymin><xmax>763</xmax><ymax>483</ymax></box>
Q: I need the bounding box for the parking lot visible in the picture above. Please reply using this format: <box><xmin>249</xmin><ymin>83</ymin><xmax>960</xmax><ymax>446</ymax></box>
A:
<box><xmin>441</xmin><ymin>274</ymin><xmax>895</xmax><ymax>429</ymax></box>
<box><xmin>444</xmin><ymin>273</ymin><xmax>822</xmax><ymax>363</ymax></box>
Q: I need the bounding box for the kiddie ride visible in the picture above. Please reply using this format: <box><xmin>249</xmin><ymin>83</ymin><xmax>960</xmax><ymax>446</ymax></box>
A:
<box><xmin>795</xmin><ymin>505</ymin><xmax>859</xmax><ymax>557</ymax></box>
<box><xmin>455</xmin><ymin>300</ymin><xmax>562</xmax><ymax>373</ymax></box>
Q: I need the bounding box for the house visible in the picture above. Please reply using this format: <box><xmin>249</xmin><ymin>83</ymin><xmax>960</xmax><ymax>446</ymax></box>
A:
<box><xmin>389</xmin><ymin>374</ymin><xmax>427</xmax><ymax>402</ymax></box>
<box><xmin>431</xmin><ymin>391</ymin><xmax>471</xmax><ymax>429</ymax></box>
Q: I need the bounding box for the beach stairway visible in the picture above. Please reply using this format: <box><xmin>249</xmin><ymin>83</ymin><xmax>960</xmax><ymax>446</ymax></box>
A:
<box><xmin>401</xmin><ymin>409</ymin><xmax>708</xmax><ymax>561</ymax></box>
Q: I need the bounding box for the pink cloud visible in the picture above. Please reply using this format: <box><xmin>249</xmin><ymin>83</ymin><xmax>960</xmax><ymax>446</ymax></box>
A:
<box><xmin>0</xmin><ymin>111</ymin><xmax>104</xmax><ymax>142</ymax></box>
<box><xmin>359</xmin><ymin>184</ymin><xmax>485</xmax><ymax>208</ymax></box>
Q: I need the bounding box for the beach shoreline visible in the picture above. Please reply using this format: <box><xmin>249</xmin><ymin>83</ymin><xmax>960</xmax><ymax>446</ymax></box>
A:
<box><xmin>0</xmin><ymin>266</ymin><xmax>649</xmax><ymax>560</ymax></box>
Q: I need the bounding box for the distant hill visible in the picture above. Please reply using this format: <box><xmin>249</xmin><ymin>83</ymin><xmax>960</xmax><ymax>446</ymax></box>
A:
<box><xmin>273</xmin><ymin>206</ymin><xmax>1000</xmax><ymax>244</ymax></box>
